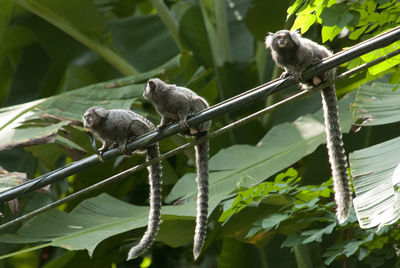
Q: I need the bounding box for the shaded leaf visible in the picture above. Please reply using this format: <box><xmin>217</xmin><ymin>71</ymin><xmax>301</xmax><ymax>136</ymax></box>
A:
<box><xmin>107</xmin><ymin>14</ymin><xmax>180</xmax><ymax>72</ymax></box>
<box><xmin>350</xmin><ymin>136</ymin><xmax>400</xmax><ymax>229</ymax></box>
<box><xmin>0</xmin><ymin>166</ymin><xmax>28</xmax><ymax>192</ymax></box>
<box><xmin>166</xmin><ymin>93</ymin><xmax>355</xmax><ymax>206</ymax></box>
<box><xmin>0</xmin><ymin>166</ymin><xmax>49</xmax><ymax>216</ymax></box>
<box><xmin>301</xmin><ymin>222</ymin><xmax>336</xmax><ymax>243</ymax></box>
<box><xmin>217</xmin><ymin>238</ymin><xmax>246</xmax><ymax>268</ymax></box>
<box><xmin>361</xmin><ymin>41</ymin><xmax>400</xmax><ymax>76</ymax></box>
<box><xmin>0</xmin><ymin>121</ymin><xmax>70</xmax><ymax>150</ymax></box>
<box><xmin>0</xmin><ymin>54</ymin><xmax>186</xmax><ymax>151</ymax></box>
<box><xmin>0</xmin><ymin>191</ymin><xmax>225</xmax><ymax>258</ymax></box>
<box><xmin>13</xmin><ymin>0</ymin><xmax>138</xmax><ymax>75</ymax></box>
<box><xmin>352</xmin><ymin>77</ymin><xmax>400</xmax><ymax>126</ymax></box>
<box><xmin>320</xmin><ymin>3</ymin><xmax>355</xmax><ymax>28</ymax></box>
<box><xmin>179</xmin><ymin>6</ymin><xmax>213</xmax><ymax>67</ymax></box>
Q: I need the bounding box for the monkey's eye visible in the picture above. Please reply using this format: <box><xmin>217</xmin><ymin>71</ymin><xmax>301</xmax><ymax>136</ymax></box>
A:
<box><xmin>84</xmin><ymin>115</ymin><xmax>92</xmax><ymax>122</ymax></box>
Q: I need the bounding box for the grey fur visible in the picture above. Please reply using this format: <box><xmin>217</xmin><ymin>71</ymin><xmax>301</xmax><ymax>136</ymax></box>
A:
<box><xmin>82</xmin><ymin>107</ymin><xmax>163</xmax><ymax>259</ymax></box>
<box><xmin>143</xmin><ymin>78</ymin><xmax>211</xmax><ymax>259</ymax></box>
<box><xmin>265</xmin><ymin>30</ymin><xmax>352</xmax><ymax>223</ymax></box>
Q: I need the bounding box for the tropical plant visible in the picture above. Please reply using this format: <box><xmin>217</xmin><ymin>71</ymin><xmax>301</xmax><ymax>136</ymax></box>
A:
<box><xmin>0</xmin><ymin>0</ymin><xmax>400</xmax><ymax>267</ymax></box>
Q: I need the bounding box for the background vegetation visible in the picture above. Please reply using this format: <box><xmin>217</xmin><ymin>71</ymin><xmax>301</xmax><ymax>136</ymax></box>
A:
<box><xmin>0</xmin><ymin>0</ymin><xmax>400</xmax><ymax>267</ymax></box>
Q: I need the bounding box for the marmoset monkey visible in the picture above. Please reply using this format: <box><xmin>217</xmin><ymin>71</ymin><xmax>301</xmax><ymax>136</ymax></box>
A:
<box><xmin>82</xmin><ymin>107</ymin><xmax>162</xmax><ymax>259</ymax></box>
<box><xmin>143</xmin><ymin>78</ymin><xmax>211</xmax><ymax>259</ymax></box>
<box><xmin>265</xmin><ymin>30</ymin><xmax>352</xmax><ymax>224</ymax></box>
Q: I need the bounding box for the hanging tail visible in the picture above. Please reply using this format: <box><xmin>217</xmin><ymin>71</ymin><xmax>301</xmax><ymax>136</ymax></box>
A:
<box><xmin>193</xmin><ymin>133</ymin><xmax>209</xmax><ymax>259</ymax></box>
<box><xmin>127</xmin><ymin>143</ymin><xmax>163</xmax><ymax>260</ymax></box>
<box><xmin>321</xmin><ymin>86</ymin><xmax>352</xmax><ymax>224</ymax></box>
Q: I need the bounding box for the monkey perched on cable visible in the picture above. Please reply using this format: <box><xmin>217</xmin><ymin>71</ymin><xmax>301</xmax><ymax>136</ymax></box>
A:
<box><xmin>265</xmin><ymin>30</ymin><xmax>352</xmax><ymax>224</ymax></box>
<box><xmin>143</xmin><ymin>78</ymin><xmax>211</xmax><ymax>259</ymax></box>
<box><xmin>82</xmin><ymin>106</ymin><xmax>162</xmax><ymax>259</ymax></box>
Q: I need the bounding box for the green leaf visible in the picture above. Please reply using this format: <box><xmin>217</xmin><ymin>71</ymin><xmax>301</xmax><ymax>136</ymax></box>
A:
<box><xmin>320</xmin><ymin>3</ymin><xmax>355</xmax><ymax>28</ymax></box>
<box><xmin>352</xmin><ymin>76</ymin><xmax>400</xmax><ymax>126</ymax></box>
<box><xmin>12</xmin><ymin>0</ymin><xmax>138</xmax><ymax>75</ymax></box>
<box><xmin>281</xmin><ymin>233</ymin><xmax>304</xmax><ymax>248</ymax></box>
<box><xmin>323</xmin><ymin>241</ymin><xmax>347</xmax><ymax>265</ymax></box>
<box><xmin>166</xmin><ymin>93</ymin><xmax>355</xmax><ymax>208</ymax></box>
<box><xmin>149</xmin><ymin>0</ymin><xmax>185</xmax><ymax>52</ymax></box>
<box><xmin>0</xmin><ymin>121</ymin><xmax>70</xmax><ymax>151</ymax></box>
<box><xmin>226</xmin><ymin>0</ymin><xmax>254</xmax><ymax>62</ymax></box>
<box><xmin>0</xmin><ymin>167</ymin><xmax>28</xmax><ymax>193</ymax></box>
<box><xmin>350</xmin><ymin>135</ymin><xmax>400</xmax><ymax>229</ymax></box>
<box><xmin>291</xmin><ymin>13</ymin><xmax>316</xmax><ymax>34</ymax></box>
<box><xmin>42</xmin><ymin>251</ymin><xmax>76</xmax><ymax>268</ymax></box>
<box><xmin>245</xmin><ymin>0</ymin><xmax>292</xmax><ymax>40</ymax></box>
<box><xmin>60</xmin><ymin>65</ymin><xmax>97</xmax><ymax>92</ymax></box>
<box><xmin>0</xmin><ymin>192</ymin><xmax>225</xmax><ymax>258</ymax></box>
<box><xmin>107</xmin><ymin>14</ymin><xmax>180</xmax><ymax>72</ymax></box>
<box><xmin>321</xmin><ymin>25</ymin><xmax>342</xmax><ymax>42</ymax></box>
<box><xmin>261</xmin><ymin>213</ymin><xmax>290</xmax><ymax>232</ymax></box>
<box><xmin>349</xmin><ymin>25</ymin><xmax>368</xmax><ymax>40</ymax></box>
<box><xmin>323</xmin><ymin>234</ymin><xmax>374</xmax><ymax>264</ymax></box>
<box><xmin>179</xmin><ymin>6</ymin><xmax>213</xmax><ymax>67</ymax></box>
<box><xmin>217</xmin><ymin>238</ymin><xmax>246</xmax><ymax>268</ymax></box>
<box><xmin>0</xmin><ymin>0</ymin><xmax>14</xmax><ymax>45</ymax></box>
<box><xmin>301</xmin><ymin>222</ymin><xmax>336</xmax><ymax>243</ymax></box>
<box><xmin>293</xmin><ymin>244</ymin><xmax>313</xmax><ymax>268</ymax></box>
<box><xmin>361</xmin><ymin>41</ymin><xmax>400</xmax><ymax>76</ymax></box>
<box><xmin>0</xmin><ymin>56</ymin><xmax>183</xmax><ymax>150</ymax></box>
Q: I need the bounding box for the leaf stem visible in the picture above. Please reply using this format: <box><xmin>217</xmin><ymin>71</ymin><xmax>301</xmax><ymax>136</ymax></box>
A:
<box><xmin>12</xmin><ymin>0</ymin><xmax>138</xmax><ymax>76</ymax></box>
<box><xmin>149</xmin><ymin>0</ymin><xmax>185</xmax><ymax>52</ymax></box>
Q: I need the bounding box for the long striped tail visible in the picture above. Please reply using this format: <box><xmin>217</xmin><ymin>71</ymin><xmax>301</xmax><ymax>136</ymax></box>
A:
<box><xmin>127</xmin><ymin>143</ymin><xmax>163</xmax><ymax>260</ymax></box>
<box><xmin>193</xmin><ymin>134</ymin><xmax>209</xmax><ymax>259</ymax></box>
<box><xmin>321</xmin><ymin>86</ymin><xmax>352</xmax><ymax>224</ymax></box>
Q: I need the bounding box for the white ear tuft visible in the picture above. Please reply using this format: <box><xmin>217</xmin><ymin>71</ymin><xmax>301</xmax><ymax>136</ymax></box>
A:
<box><xmin>265</xmin><ymin>32</ymin><xmax>274</xmax><ymax>48</ymax></box>
<box><xmin>289</xmin><ymin>31</ymin><xmax>302</xmax><ymax>46</ymax></box>
<box><xmin>94</xmin><ymin>107</ymin><xmax>109</xmax><ymax>118</ymax></box>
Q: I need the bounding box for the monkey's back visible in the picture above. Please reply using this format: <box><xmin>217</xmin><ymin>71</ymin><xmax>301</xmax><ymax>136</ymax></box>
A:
<box><xmin>95</xmin><ymin>109</ymin><xmax>149</xmax><ymax>146</ymax></box>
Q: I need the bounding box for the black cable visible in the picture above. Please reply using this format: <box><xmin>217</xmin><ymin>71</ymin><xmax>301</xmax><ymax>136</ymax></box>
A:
<box><xmin>0</xmin><ymin>26</ymin><xmax>400</xmax><ymax>203</ymax></box>
<box><xmin>1</xmin><ymin>47</ymin><xmax>400</xmax><ymax>231</ymax></box>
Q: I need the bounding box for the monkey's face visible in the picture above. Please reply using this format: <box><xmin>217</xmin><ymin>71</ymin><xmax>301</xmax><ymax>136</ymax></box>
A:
<box><xmin>266</xmin><ymin>30</ymin><xmax>299</xmax><ymax>51</ymax></box>
<box><xmin>144</xmin><ymin>78</ymin><xmax>167</xmax><ymax>100</ymax></box>
<box><xmin>83</xmin><ymin>111</ymin><xmax>95</xmax><ymax>128</ymax></box>
<box><xmin>143</xmin><ymin>80</ymin><xmax>156</xmax><ymax>100</ymax></box>
<box><xmin>83</xmin><ymin>108</ymin><xmax>103</xmax><ymax>128</ymax></box>
<box><xmin>275</xmin><ymin>33</ymin><xmax>289</xmax><ymax>48</ymax></box>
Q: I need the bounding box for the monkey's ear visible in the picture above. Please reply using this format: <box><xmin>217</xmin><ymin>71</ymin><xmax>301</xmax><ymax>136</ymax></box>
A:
<box><xmin>289</xmin><ymin>31</ymin><xmax>301</xmax><ymax>46</ymax></box>
<box><xmin>265</xmin><ymin>33</ymin><xmax>274</xmax><ymax>48</ymax></box>
<box><xmin>94</xmin><ymin>107</ymin><xmax>109</xmax><ymax>118</ymax></box>
<box><xmin>148</xmin><ymin>80</ymin><xmax>156</xmax><ymax>91</ymax></box>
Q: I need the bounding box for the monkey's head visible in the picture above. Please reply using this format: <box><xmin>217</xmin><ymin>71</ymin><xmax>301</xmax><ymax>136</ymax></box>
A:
<box><xmin>143</xmin><ymin>78</ymin><xmax>169</xmax><ymax>100</ymax></box>
<box><xmin>83</xmin><ymin>106</ymin><xmax>109</xmax><ymax>128</ymax></box>
<box><xmin>265</xmin><ymin>30</ymin><xmax>301</xmax><ymax>51</ymax></box>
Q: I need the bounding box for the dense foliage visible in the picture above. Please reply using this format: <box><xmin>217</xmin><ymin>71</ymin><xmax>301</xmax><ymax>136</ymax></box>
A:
<box><xmin>0</xmin><ymin>0</ymin><xmax>400</xmax><ymax>267</ymax></box>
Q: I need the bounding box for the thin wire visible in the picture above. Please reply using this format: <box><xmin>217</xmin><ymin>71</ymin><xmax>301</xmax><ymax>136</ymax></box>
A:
<box><xmin>1</xmin><ymin>47</ymin><xmax>399</xmax><ymax>231</ymax></box>
<box><xmin>1</xmin><ymin>25</ymin><xmax>400</xmax><ymax>203</ymax></box>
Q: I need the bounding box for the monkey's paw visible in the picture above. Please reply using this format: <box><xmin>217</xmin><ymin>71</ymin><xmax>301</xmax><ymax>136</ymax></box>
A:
<box><xmin>189</xmin><ymin>128</ymin><xmax>198</xmax><ymax>135</ymax></box>
<box><xmin>179</xmin><ymin>119</ymin><xmax>190</xmax><ymax>130</ymax></box>
<box><xmin>279</xmin><ymin>71</ymin><xmax>290</xmax><ymax>79</ymax></box>
<box><xmin>156</xmin><ymin>124</ymin><xmax>166</xmax><ymax>132</ymax></box>
<box><xmin>97</xmin><ymin>150</ymin><xmax>105</xmax><ymax>163</ymax></box>
<box><xmin>312</xmin><ymin>76</ymin><xmax>322</xmax><ymax>86</ymax></box>
<box><xmin>294</xmin><ymin>72</ymin><xmax>303</xmax><ymax>83</ymax></box>
<box><xmin>118</xmin><ymin>146</ymin><xmax>132</xmax><ymax>156</ymax></box>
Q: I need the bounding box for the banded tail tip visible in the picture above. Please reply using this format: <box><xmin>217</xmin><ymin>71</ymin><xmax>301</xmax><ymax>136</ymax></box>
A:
<box><xmin>126</xmin><ymin>248</ymin><xmax>141</xmax><ymax>261</ymax></box>
<box><xmin>193</xmin><ymin>236</ymin><xmax>206</xmax><ymax>260</ymax></box>
<box><xmin>193</xmin><ymin>246</ymin><xmax>201</xmax><ymax>260</ymax></box>
<box><xmin>336</xmin><ymin>209</ymin><xmax>350</xmax><ymax>224</ymax></box>
<box><xmin>336</xmin><ymin>199</ymin><xmax>352</xmax><ymax>224</ymax></box>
